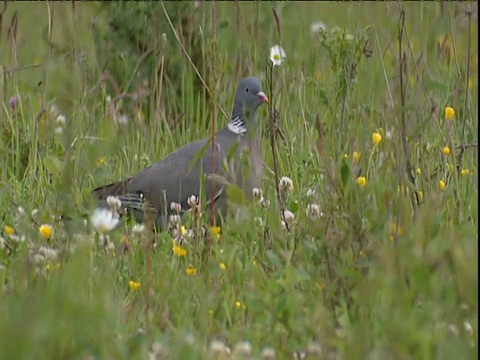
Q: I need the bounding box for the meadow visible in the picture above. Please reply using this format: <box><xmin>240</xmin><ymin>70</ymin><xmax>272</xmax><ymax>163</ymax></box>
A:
<box><xmin>0</xmin><ymin>2</ymin><xmax>478</xmax><ymax>359</ymax></box>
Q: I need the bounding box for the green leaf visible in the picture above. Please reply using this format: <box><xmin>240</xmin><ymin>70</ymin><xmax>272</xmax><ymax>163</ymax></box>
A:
<box><xmin>340</xmin><ymin>160</ymin><xmax>351</xmax><ymax>190</ymax></box>
<box><xmin>226</xmin><ymin>184</ymin><xmax>247</xmax><ymax>206</ymax></box>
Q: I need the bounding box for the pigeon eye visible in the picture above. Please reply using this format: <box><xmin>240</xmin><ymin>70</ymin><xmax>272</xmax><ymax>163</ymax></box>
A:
<box><xmin>245</xmin><ymin>87</ymin><xmax>249</xmax><ymax>93</ymax></box>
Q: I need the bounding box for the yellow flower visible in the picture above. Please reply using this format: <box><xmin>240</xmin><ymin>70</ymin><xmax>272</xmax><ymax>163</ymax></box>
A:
<box><xmin>418</xmin><ymin>191</ymin><xmax>424</xmax><ymax>201</ymax></box>
<box><xmin>416</xmin><ymin>167</ymin><xmax>421</xmax><ymax>175</ymax></box>
<box><xmin>39</xmin><ymin>224</ymin><xmax>53</xmax><ymax>239</ymax></box>
<box><xmin>356</xmin><ymin>176</ymin><xmax>367</xmax><ymax>188</ymax></box>
<box><xmin>445</xmin><ymin>106</ymin><xmax>455</xmax><ymax>121</ymax></box>
<box><xmin>372</xmin><ymin>132</ymin><xmax>382</xmax><ymax>145</ymax></box>
<box><xmin>442</xmin><ymin>146</ymin><xmax>451</xmax><ymax>156</ymax></box>
<box><xmin>439</xmin><ymin>180</ymin><xmax>446</xmax><ymax>191</ymax></box>
<box><xmin>186</xmin><ymin>265</ymin><xmax>197</xmax><ymax>276</ymax></box>
<box><xmin>172</xmin><ymin>243</ymin><xmax>187</xmax><ymax>257</ymax></box>
<box><xmin>129</xmin><ymin>280</ymin><xmax>141</xmax><ymax>290</ymax></box>
<box><xmin>235</xmin><ymin>301</ymin><xmax>246</xmax><ymax>309</ymax></box>
<box><xmin>211</xmin><ymin>226</ymin><xmax>221</xmax><ymax>240</ymax></box>
<box><xmin>180</xmin><ymin>226</ymin><xmax>187</xmax><ymax>236</ymax></box>
<box><xmin>461</xmin><ymin>168</ymin><xmax>470</xmax><ymax>177</ymax></box>
<box><xmin>4</xmin><ymin>225</ymin><xmax>15</xmax><ymax>236</ymax></box>
<box><xmin>96</xmin><ymin>156</ymin><xmax>106</xmax><ymax>166</ymax></box>
<box><xmin>219</xmin><ymin>262</ymin><xmax>227</xmax><ymax>271</ymax></box>
<box><xmin>391</xmin><ymin>222</ymin><xmax>403</xmax><ymax>236</ymax></box>
<box><xmin>353</xmin><ymin>151</ymin><xmax>361</xmax><ymax>164</ymax></box>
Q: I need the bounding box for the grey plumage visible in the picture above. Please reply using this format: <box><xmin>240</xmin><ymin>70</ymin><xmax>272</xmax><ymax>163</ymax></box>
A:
<box><xmin>93</xmin><ymin>76</ymin><xmax>268</xmax><ymax>227</ymax></box>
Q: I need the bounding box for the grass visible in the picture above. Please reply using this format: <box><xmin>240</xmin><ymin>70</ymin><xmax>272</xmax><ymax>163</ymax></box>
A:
<box><xmin>0</xmin><ymin>2</ymin><xmax>478</xmax><ymax>359</ymax></box>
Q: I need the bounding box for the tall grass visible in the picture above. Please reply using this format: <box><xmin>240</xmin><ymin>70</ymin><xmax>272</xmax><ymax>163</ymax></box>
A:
<box><xmin>0</xmin><ymin>2</ymin><xmax>477</xmax><ymax>359</ymax></box>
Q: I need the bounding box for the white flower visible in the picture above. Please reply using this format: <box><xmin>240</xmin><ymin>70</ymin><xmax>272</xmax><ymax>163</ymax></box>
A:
<box><xmin>233</xmin><ymin>341</ymin><xmax>253</xmax><ymax>357</ymax></box>
<box><xmin>116</xmin><ymin>114</ymin><xmax>129</xmax><ymax>125</ymax></box>
<box><xmin>31</xmin><ymin>208</ymin><xmax>39</xmax><ymax>219</ymax></box>
<box><xmin>17</xmin><ymin>206</ymin><xmax>25</xmax><ymax>216</ymax></box>
<box><xmin>170</xmin><ymin>201</ymin><xmax>182</xmax><ymax>213</ymax></box>
<box><xmin>54</xmin><ymin>127</ymin><xmax>64</xmax><ymax>135</ymax></box>
<box><xmin>310</xmin><ymin>21</ymin><xmax>327</xmax><ymax>35</ymax></box>
<box><xmin>132</xmin><ymin>224</ymin><xmax>145</xmax><ymax>234</ymax></box>
<box><xmin>106</xmin><ymin>196</ymin><xmax>122</xmax><ymax>212</ymax></box>
<box><xmin>279</xmin><ymin>176</ymin><xmax>294</xmax><ymax>192</ymax></box>
<box><xmin>306</xmin><ymin>188</ymin><xmax>317</xmax><ymax>197</ymax></box>
<box><xmin>90</xmin><ymin>208</ymin><xmax>120</xmax><ymax>233</ymax></box>
<box><xmin>38</xmin><ymin>246</ymin><xmax>59</xmax><ymax>261</ymax></box>
<box><xmin>283</xmin><ymin>210</ymin><xmax>295</xmax><ymax>224</ymax></box>
<box><xmin>262</xmin><ymin>347</ymin><xmax>276</xmax><ymax>360</ymax></box>
<box><xmin>209</xmin><ymin>340</ymin><xmax>231</xmax><ymax>358</ymax></box>
<box><xmin>260</xmin><ymin>197</ymin><xmax>270</xmax><ymax>208</ymax></box>
<box><xmin>306</xmin><ymin>204</ymin><xmax>323</xmax><ymax>219</ymax></box>
<box><xmin>187</xmin><ymin>195</ymin><xmax>198</xmax><ymax>207</ymax></box>
<box><xmin>55</xmin><ymin>114</ymin><xmax>66</xmax><ymax>125</ymax></box>
<box><xmin>169</xmin><ymin>214</ymin><xmax>181</xmax><ymax>225</ymax></box>
<box><xmin>252</xmin><ymin>187</ymin><xmax>263</xmax><ymax>199</ymax></box>
<box><xmin>270</xmin><ymin>45</ymin><xmax>286</xmax><ymax>67</ymax></box>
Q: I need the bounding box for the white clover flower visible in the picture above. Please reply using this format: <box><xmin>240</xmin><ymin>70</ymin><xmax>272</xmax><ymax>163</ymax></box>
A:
<box><xmin>262</xmin><ymin>347</ymin><xmax>276</xmax><ymax>360</ymax></box>
<box><xmin>187</xmin><ymin>195</ymin><xmax>199</xmax><ymax>207</ymax></box>
<box><xmin>132</xmin><ymin>224</ymin><xmax>145</xmax><ymax>234</ymax></box>
<box><xmin>233</xmin><ymin>341</ymin><xmax>253</xmax><ymax>357</ymax></box>
<box><xmin>17</xmin><ymin>206</ymin><xmax>25</xmax><ymax>216</ymax></box>
<box><xmin>31</xmin><ymin>208</ymin><xmax>39</xmax><ymax>219</ymax></box>
<box><xmin>279</xmin><ymin>176</ymin><xmax>294</xmax><ymax>192</ymax></box>
<box><xmin>283</xmin><ymin>210</ymin><xmax>295</xmax><ymax>224</ymax></box>
<box><xmin>306</xmin><ymin>188</ymin><xmax>317</xmax><ymax>197</ymax></box>
<box><xmin>310</xmin><ymin>21</ymin><xmax>327</xmax><ymax>35</ymax></box>
<box><xmin>252</xmin><ymin>187</ymin><xmax>263</xmax><ymax>199</ymax></box>
<box><xmin>464</xmin><ymin>320</ymin><xmax>473</xmax><ymax>336</ymax></box>
<box><xmin>260</xmin><ymin>197</ymin><xmax>270</xmax><ymax>208</ymax></box>
<box><xmin>38</xmin><ymin>246</ymin><xmax>59</xmax><ymax>261</ymax></box>
<box><xmin>209</xmin><ymin>340</ymin><xmax>231</xmax><ymax>358</ymax></box>
<box><xmin>55</xmin><ymin>114</ymin><xmax>66</xmax><ymax>125</ymax></box>
<box><xmin>270</xmin><ymin>45</ymin><xmax>286</xmax><ymax>67</ymax></box>
<box><xmin>106</xmin><ymin>196</ymin><xmax>122</xmax><ymax>212</ymax></box>
<box><xmin>169</xmin><ymin>214</ymin><xmax>181</xmax><ymax>225</ymax></box>
<box><xmin>54</xmin><ymin>127</ymin><xmax>64</xmax><ymax>135</ymax></box>
<box><xmin>306</xmin><ymin>204</ymin><xmax>323</xmax><ymax>220</ymax></box>
<box><xmin>90</xmin><ymin>208</ymin><xmax>120</xmax><ymax>233</ymax></box>
<box><xmin>170</xmin><ymin>201</ymin><xmax>182</xmax><ymax>213</ymax></box>
<box><xmin>31</xmin><ymin>254</ymin><xmax>45</xmax><ymax>264</ymax></box>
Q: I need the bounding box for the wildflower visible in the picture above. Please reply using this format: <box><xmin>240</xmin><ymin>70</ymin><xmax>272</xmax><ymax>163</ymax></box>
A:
<box><xmin>186</xmin><ymin>265</ymin><xmax>197</xmax><ymax>276</ymax></box>
<box><xmin>262</xmin><ymin>347</ymin><xmax>276</xmax><ymax>360</ymax></box>
<box><xmin>461</xmin><ymin>168</ymin><xmax>470</xmax><ymax>176</ymax></box>
<box><xmin>187</xmin><ymin>195</ymin><xmax>198</xmax><ymax>207</ymax></box>
<box><xmin>116</xmin><ymin>114</ymin><xmax>129</xmax><ymax>125</ymax></box>
<box><xmin>96</xmin><ymin>157</ymin><xmax>106</xmax><ymax>166</ymax></box>
<box><xmin>38</xmin><ymin>224</ymin><xmax>53</xmax><ymax>239</ymax></box>
<box><xmin>211</xmin><ymin>226</ymin><xmax>221</xmax><ymax>239</ymax></box>
<box><xmin>260</xmin><ymin>197</ymin><xmax>270</xmax><ymax>208</ymax></box>
<box><xmin>439</xmin><ymin>180</ymin><xmax>446</xmax><ymax>191</ymax></box>
<box><xmin>442</xmin><ymin>146</ymin><xmax>451</xmax><ymax>156</ymax></box>
<box><xmin>90</xmin><ymin>208</ymin><xmax>120</xmax><ymax>233</ymax></box>
<box><xmin>372</xmin><ymin>132</ymin><xmax>382</xmax><ymax>145</ymax></box>
<box><xmin>270</xmin><ymin>45</ymin><xmax>286</xmax><ymax>66</ymax></box>
<box><xmin>353</xmin><ymin>151</ymin><xmax>361</xmax><ymax>164</ymax></box>
<box><xmin>209</xmin><ymin>340</ymin><xmax>231</xmax><ymax>358</ymax></box>
<box><xmin>283</xmin><ymin>210</ymin><xmax>295</xmax><ymax>224</ymax></box>
<box><xmin>132</xmin><ymin>224</ymin><xmax>145</xmax><ymax>234</ymax></box>
<box><xmin>445</xmin><ymin>106</ymin><xmax>455</xmax><ymax>121</ymax></box>
<box><xmin>279</xmin><ymin>176</ymin><xmax>294</xmax><ymax>192</ymax></box>
<box><xmin>55</xmin><ymin>114</ymin><xmax>66</xmax><ymax>126</ymax></box>
<box><xmin>416</xmin><ymin>167</ymin><xmax>421</xmax><ymax>175</ymax></box>
<box><xmin>252</xmin><ymin>187</ymin><xmax>263</xmax><ymax>199</ymax></box>
<box><xmin>306</xmin><ymin>204</ymin><xmax>323</xmax><ymax>219</ymax></box>
<box><xmin>129</xmin><ymin>280</ymin><xmax>141</xmax><ymax>290</ymax></box>
<box><xmin>306</xmin><ymin>188</ymin><xmax>317</xmax><ymax>197</ymax></box>
<box><xmin>235</xmin><ymin>301</ymin><xmax>246</xmax><ymax>309</ymax></box>
<box><xmin>219</xmin><ymin>262</ymin><xmax>227</xmax><ymax>271</ymax></box>
<box><xmin>419</xmin><ymin>191</ymin><xmax>424</xmax><ymax>200</ymax></box>
<box><xmin>17</xmin><ymin>206</ymin><xmax>25</xmax><ymax>216</ymax></box>
<box><xmin>310</xmin><ymin>21</ymin><xmax>327</xmax><ymax>35</ymax></box>
<box><xmin>38</xmin><ymin>246</ymin><xmax>58</xmax><ymax>260</ymax></box>
<box><xmin>233</xmin><ymin>341</ymin><xmax>253</xmax><ymax>358</ymax></box>
<box><xmin>4</xmin><ymin>225</ymin><xmax>15</xmax><ymax>236</ymax></box>
<box><xmin>169</xmin><ymin>214</ymin><xmax>181</xmax><ymax>225</ymax></box>
<box><xmin>106</xmin><ymin>196</ymin><xmax>122</xmax><ymax>212</ymax></box>
<box><xmin>391</xmin><ymin>222</ymin><xmax>403</xmax><ymax>236</ymax></box>
<box><xmin>356</xmin><ymin>176</ymin><xmax>367</xmax><ymax>188</ymax></box>
<box><xmin>170</xmin><ymin>201</ymin><xmax>182</xmax><ymax>213</ymax></box>
<box><xmin>9</xmin><ymin>96</ymin><xmax>19</xmax><ymax>110</ymax></box>
<box><xmin>172</xmin><ymin>242</ymin><xmax>187</xmax><ymax>257</ymax></box>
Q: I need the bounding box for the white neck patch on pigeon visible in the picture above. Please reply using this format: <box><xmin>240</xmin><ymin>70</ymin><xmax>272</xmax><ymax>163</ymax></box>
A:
<box><xmin>228</xmin><ymin>115</ymin><xmax>247</xmax><ymax>134</ymax></box>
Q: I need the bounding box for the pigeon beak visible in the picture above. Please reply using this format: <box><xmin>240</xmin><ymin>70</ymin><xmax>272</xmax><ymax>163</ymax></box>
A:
<box><xmin>257</xmin><ymin>91</ymin><xmax>269</xmax><ymax>104</ymax></box>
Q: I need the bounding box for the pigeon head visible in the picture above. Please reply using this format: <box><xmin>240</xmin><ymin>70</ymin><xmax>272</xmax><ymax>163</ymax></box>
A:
<box><xmin>230</xmin><ymin>77</ymin><xmax>268</xmax><ymax>134</ymax></box>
